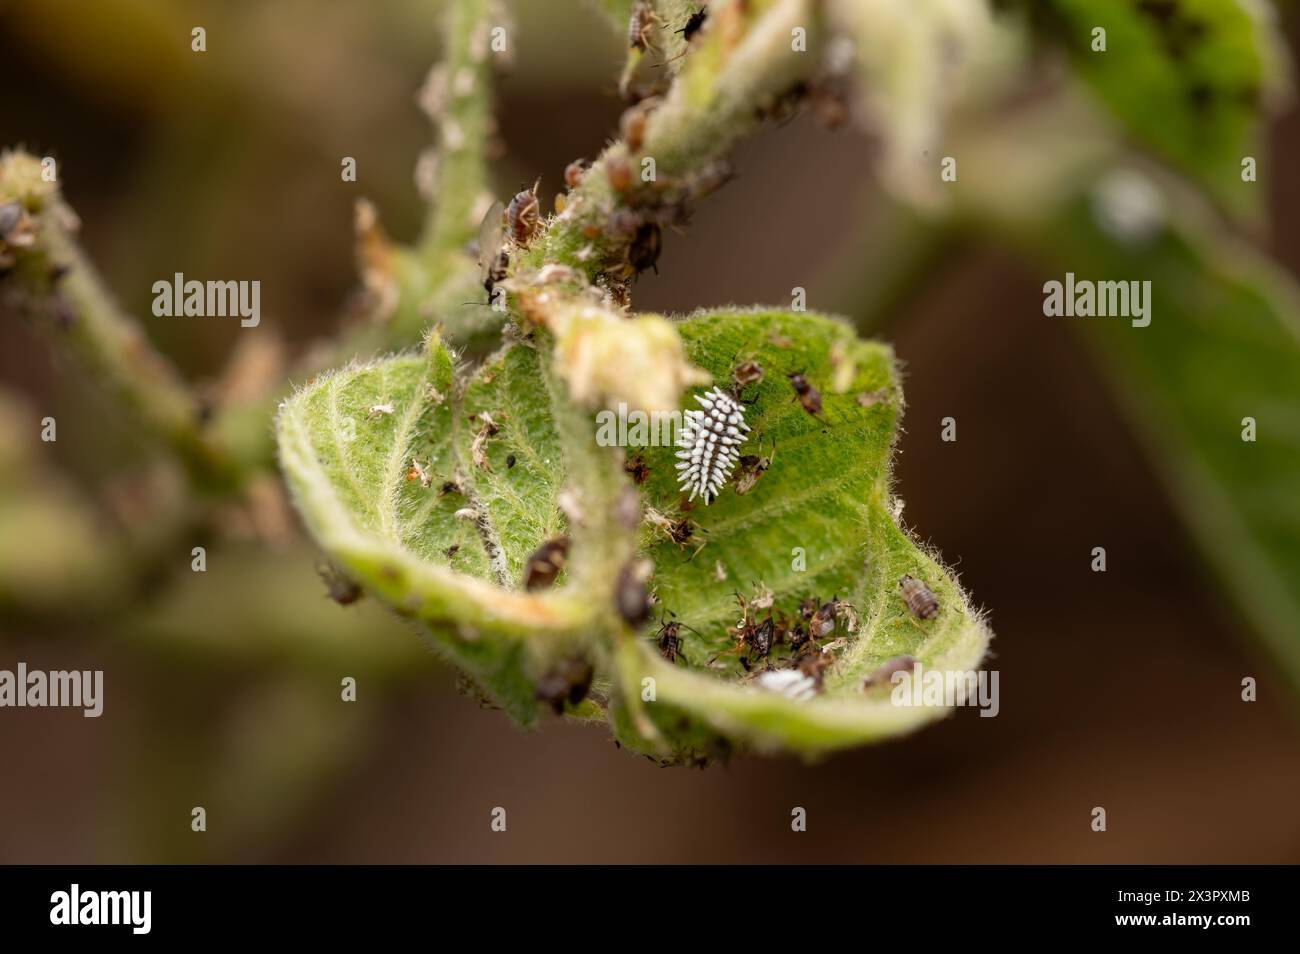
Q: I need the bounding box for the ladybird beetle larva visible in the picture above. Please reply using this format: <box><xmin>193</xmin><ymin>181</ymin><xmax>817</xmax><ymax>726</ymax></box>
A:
<box><xmin>675</xmin><ymin>386</ymin><xmax>750</xmax><ymax>504</ymax></box>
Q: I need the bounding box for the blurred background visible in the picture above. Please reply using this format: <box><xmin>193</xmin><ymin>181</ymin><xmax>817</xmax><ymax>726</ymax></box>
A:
<box><xmin>1</xmin><ymin>0</ymin><xmax>1298</xmax><ymax>863</ymax></box>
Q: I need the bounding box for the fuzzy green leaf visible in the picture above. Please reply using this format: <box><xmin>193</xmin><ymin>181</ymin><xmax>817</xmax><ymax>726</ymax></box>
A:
<box><xmin>275</xmin><ymin>335</ymin><xmax>595</xmax><ymax>723</ymax></box>
<box><xmin>613</xmin><ymin>308</ymin><xmax>992</xmax><ymax>758</ymax></box>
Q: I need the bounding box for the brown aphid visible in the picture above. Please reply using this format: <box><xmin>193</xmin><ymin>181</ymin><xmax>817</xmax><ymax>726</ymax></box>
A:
<box><xmin>861</xmin><ymin>654</ymin><xmax>917</xmax><ymax>691</ymax></box>
<box><xmin>506</xmin><ymin>178</ymin><xmax>542</xmax><ymax>245</ymax></box>
<box><xmin>445</xmin><ymin>544</ymin><xmax>460</xmax><ymax>559</ymax></box>
<box><xmin>523</xmin><ymin>535</ymin><xmax>570</xmax><ymax>590</ymax></box>
<box><xmin>733</xmin><ymin>443</ymin><xmax>774</xmax><ymax>495</ymax></box>
<box><xmin>789</xmin><ymin>371</ymin><xmax>823</xmax><ymax>417</ymax></box>
<box><xmin>654</xmin><ymin>614</ymin><xmax>697</xmax><ymax>665</ymax></box>
<box><xmin>628</xmin><ymin>222</ymin><xmax>662</xmax><ymax>275</ymax></box>
<box><xmin>615</xmin><ymin>556</ymin><xmax>655</xmax><ymax>626</ymax></box>
<box><xmin>809</xmin><ymin>598</ymin><xmax>839</xmax><ymax>639</ymax></box>
<box><xmin>564</xmin><ymin>158</ymin><xmax>590</xmax><ymax>190</ymax></box>
<box><xmin>316</xmin><ymin>562</ymin><xmax>362</xmax><ymax>606</ymax></box>
<box><xmin>535</xmin><ymin>657</ymin><xmax>594</xmax><ymax>714</ymax></box>
<box><xmin>607</xmin><ymin>155</ymin><xmax>635</xmax><ymax>194</ymax></box>
<box><xmin>796</xmin><ymin>644</ymin><xmax>835</xmax><ymax>691</ymax></box>
<box><xmin>628</xmin><ymin>0</ymin><xmax>663</xmax><ymax>52</ymax></box>
<box><xmin>624</xmin><ymin>454</ymin><xmax>650</xmax><ymax>484</ymax></box>
<box><xmin>731</xmin><ymin>359</ymin><xmax>764</xmax><ymax>389</ymax></box>
<box><xmin>899</xmin><ymin>574</ymin><xmax>940</xmax><ymax>620</ymax></box>
<box><xmin>439</xmin><ymin>480</ymin><xmax>462</xmax><ymax>496</ymax></box>
<box><xmin>620</xmin><ymin>104</ymin><xmax>650</xmax><ymax>152</ymax></box>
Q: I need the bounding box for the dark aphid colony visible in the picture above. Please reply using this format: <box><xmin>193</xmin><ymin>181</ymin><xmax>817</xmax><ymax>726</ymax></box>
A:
<box><xmin>523</xmin><ymin>536</ymin><xmax>570</xmax><ymax>590</ymax></box>
<box><xmin>899</xmin><ymin>574</ymin><xmax>940</xmax><ymax>620</ymax></box>
<box><xmin>789</xmin><ymin>371</ymin><xmax>823</xmax><ymax>418</ymax></box>
<box><xmin>675</xmin><ymin>386</ymin><xmax>751</xmax><ymax>504</ymax></box>
<box><xmin>535</xmin><ymin>657</ymin><xmax>594</xmax><ymax>715</ymax></box>
<box><xmin>506</xmin><ymin>178</ymin><xmax>542</xmax><ymax>245</ymax></box>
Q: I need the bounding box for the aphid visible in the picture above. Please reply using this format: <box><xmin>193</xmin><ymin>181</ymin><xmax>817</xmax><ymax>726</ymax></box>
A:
<box><xmin>899</xmin><ymin>574</ymin><xmax>940</xmax><ymax>620</ymax></box>
<box><xmin>787</xmin><ymin>621</ymin><xmax>810</xmax><ymax>652</ymax></box>
<box><xmin>733</xmin><ymin>442</ymin><xmax>774</xmax><ymax>495</ymax></box>
<box><xmin>808</xmin><ymin>598</ymin><xmax>839</xmax><ymax>639</ymax></box>
<box><xmin>506</xmin><ymin>453</ymin><xmax>517</xmax><ymax>469</ymax></box>
<box><xmin>731</xmin><ymin>359</ymin><xmax>764</xmax><ymax>389</ymax></box>
<box><xmin>788</xmin><ymin>371</ymin><xmax>823</xmax><ymax>417</ymax></box>
<box><xmin>620</xmin><ymin>104</ymin><xmax>650</xmax><ymax>151</ymax></box>
<box><xmin>675</xmin><ymin>386</ymin><xmax>750</xmax><ymax>504</ymax></box>
<box><xmin>643</xmin><ymin>508</ymin><xmax>706</xmax><ymax>556</ymax></box>
<box><xmin>444</xmin><ymin>544</ymin><xmax>460</xmax><ymax>560</ymax></box>
<box><xmin>316</xmin><ymin>562</ymin><xmax>362</xmax><ymax>606</ymax></box>
<box><xmin>535</xmin><ymin>657</ymin><xmax>594</xmax><ymax>715</ymax></box>
<box><xmin>506</xmin><ymin>178</ymin><xmax>542</xmax><ymax>245</ymax></box>
<box><xmin>606</xmin><ymin>156</ymin><xmax>634</xmax><ymax>194</ymax></box>
<box><xmin>628</xmin><ymin>222</ymin><xmax>662</xmax><ymax>275</ymax></box>
<box><xmin>564</xmin><ymin>158</ymin><xmax>589</xmax><ymax>190</ymax></box>
<box><xmin>712</xmin><ymin>592</ymin><xmax>774</xmax><ymax>671</ymax></box>
<box><xmin>654</xmin><ymin>614</ymin><xmax>698</xmax><ymax>665</ymax></box>
<box><xmin>439</xmin><ymin>480</ymin><xmax>461</xmax><ymax>496</ymax></box>
<box><xmin>624</xmin><ymin>454</ymin><xmax>650</xmax><ymax>484</ymax></box>
<box><xmin>798</xmin><ymin>596</ymin><xmax>819</xmax><ymax>621</ymax></box>
<box><xmin>615</xmin><ymin>556</ymin><xmax>655</xmax><ymax>626</ymax></box>
<box><xmin>476</xmin><ymin>199</ymin><xmax>508</xmax><ymax>298</ymax></box>
<box><xmin>406</xmin><ymin>457</ymin><xmax>433</xmax><ymax>488</ymax></box>
<box><xmin>523</xmin><ymin>535</ymin><xmax>570</xmax><ymax>590</ymax></box>
<box><xmin>471</xmin><ymin>411</ymin><xmax>500</xmax><ymax>471</ymax></box>
<box><xmin>861</xmin><ymin>654</ymin><xmax>917</xmax><ymax>691</ymax></box>
<box><xmin>628</xmin><ymin>0</ymin><xmax>663</xmax><ymax>52</ymax></box>
<box><xmin>678</xmin><ymin>6</ymin><xmax>708</xmax><ymax>44</ymax></box>
<box><xmin>796</xmin><ymin>644</ymin><xmax>835</xmax><ymax>691</ymax></box>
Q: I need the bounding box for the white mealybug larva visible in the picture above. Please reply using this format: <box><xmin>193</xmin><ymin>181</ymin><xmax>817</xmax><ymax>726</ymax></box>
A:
<box><xmin>675</xmin><ymin>386</ymin><xmax>750</xmax><ymax>504</ymax></box>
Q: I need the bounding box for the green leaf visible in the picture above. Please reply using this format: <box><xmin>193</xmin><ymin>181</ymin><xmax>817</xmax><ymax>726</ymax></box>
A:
<box><xmin>1045</xmin><ymin>0</ymin><xmax>1287</xmax><ymax>217</ymax></box>
<box><xmin>612</xmin><ymin>308</ymin><xmax>992</xmax><ymax>758</ymax></box>
<box><xmin>277</xmin><ymin>313</ymin><xmax>992</xmax><ymax>761</ymax></box>
<box><xmin>275</xmin><ymin>334</ymin><xmax>595</xmax><ymax>723</ymax></box>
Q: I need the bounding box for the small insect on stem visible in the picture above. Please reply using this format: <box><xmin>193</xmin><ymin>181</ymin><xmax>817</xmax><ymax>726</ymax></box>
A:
<box><xmin>678</xmin><ymin>6</ymin><xmax>708</xmax><ymax>44</ymax></box>
<box><xmin>534</xmin><ymin>657</ymin><xmax>594</xmax><ymax>715</ymax></box>
<box><xmin>628</xmin><ymin>0</ymin><xmax>664</xmax><ymax>53</ymax></box>
<box><xmin>628</xmin><ymin>222</ymin><xmax>662</xmax><ymax>276</ymax></box>
<box><xmin>899</xmin><ymin>574</ymin><xmax>940</xmax><ymax>620</ymax></box>
<box><xmin>506</xmin><ymin>177</ymin><xmax>542</xmax><ymax>246</ymax></box>
<box><xmin>523</xmin><ymin>536</ymin><xmax>570</xmax><ymax>590</ymax></box>
<box><xmin>788</xmin><ymin>371</ymin><xmax>823</xmax><ymax>418</ymax></box>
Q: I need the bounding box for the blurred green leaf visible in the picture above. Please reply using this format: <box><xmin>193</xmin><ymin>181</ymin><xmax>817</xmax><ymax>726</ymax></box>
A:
<box><xmin>1046</xmin><ymin>0</ymin><xmax>1288</xmax><ymax>218</ymax></box>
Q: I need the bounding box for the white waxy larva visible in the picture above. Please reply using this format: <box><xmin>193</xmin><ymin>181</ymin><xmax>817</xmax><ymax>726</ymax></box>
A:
<box><xmin>674</xmin><ymin>386</ymin><xmax>750</xmax><ymax>504</ymax></box>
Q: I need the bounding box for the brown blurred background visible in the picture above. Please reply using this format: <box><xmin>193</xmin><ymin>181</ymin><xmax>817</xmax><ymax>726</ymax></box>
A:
<box><xmin>1</xmin><ymin>0</ymin><xmax>1298</xmax><ymax>863</ymax></box>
